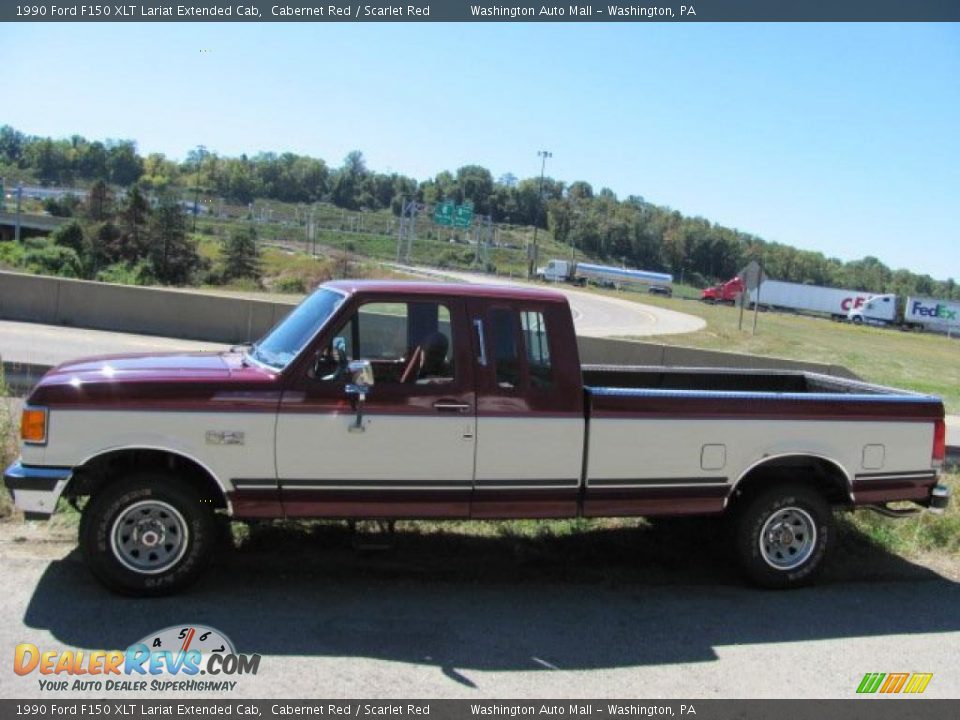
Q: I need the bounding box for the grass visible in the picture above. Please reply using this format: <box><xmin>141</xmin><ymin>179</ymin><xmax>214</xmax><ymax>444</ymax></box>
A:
<box><xmin>614</xmin><ymin>293</ymin><xmax>960</xmax><ymax>413</ymax></box>
<box><xmin>840</xmin><ymin>473</ymin><xmax>959</xmax><ymax>556</ymax></box>
<box><xmin>0</xmin><ymin>367</ymin><xmax>19</xmax><ymax>519</ymax></box>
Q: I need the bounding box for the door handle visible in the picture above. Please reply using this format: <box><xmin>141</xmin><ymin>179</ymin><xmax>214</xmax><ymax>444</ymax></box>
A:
<box><xmin>433</xmin><ymin>400</ymin><xmax>471</xmax><ymax>412</ymax></box>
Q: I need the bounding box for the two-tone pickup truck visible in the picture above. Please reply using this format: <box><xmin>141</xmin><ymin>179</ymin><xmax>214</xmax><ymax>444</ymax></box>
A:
<box><xmin>5</xmin><ymin>281</ymin><xmax>950</xmax><ymax>595</ymax></box>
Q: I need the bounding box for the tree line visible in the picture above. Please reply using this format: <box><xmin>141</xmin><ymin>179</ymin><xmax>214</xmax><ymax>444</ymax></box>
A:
<box><xmin>0</xmin><ymin>178</ymin><xmax>260</xmax><ymax>288</ymax></box>
<box><xmin>1</xmin><ymin>124</ymin><xmax>955</xmax><ymax>299</ymax></box>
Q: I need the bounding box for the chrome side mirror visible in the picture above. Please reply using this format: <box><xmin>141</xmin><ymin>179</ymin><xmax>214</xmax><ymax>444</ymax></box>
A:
<box><xmin>345</xmin><ymin>360</ymin><xmax>374</xmax><ymax>432</ymax></box>
<box><xmin>346</xmin><ymin>360</ymin><xmax>374</xmax><ymax>393</ymax></box>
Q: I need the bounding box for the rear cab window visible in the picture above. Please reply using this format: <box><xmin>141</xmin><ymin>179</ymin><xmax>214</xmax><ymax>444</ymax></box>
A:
<box><xmin>488</xmin><ymin>306</ymin><xmax>554</xmax><ymax>392</ymax></box>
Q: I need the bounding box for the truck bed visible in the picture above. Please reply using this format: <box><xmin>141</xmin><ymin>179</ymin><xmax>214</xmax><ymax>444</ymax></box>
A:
<box><xmin>582</xmin><ymin>364</ymin><xmax>927</xmax><ymax>397</ymax></box>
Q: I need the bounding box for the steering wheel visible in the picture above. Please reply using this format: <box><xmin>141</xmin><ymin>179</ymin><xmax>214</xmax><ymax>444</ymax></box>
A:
<box><xmin>400</xmin><ymin>347</ymin><xmax>423</xmax><ymax>384</ymax></box>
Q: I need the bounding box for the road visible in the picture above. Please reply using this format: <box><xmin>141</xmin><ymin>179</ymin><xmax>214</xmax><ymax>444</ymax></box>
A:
<box><xmin>0</xmin><ymin>320</ymin><xmax>227</xmax><ymax>368</ymax></box>
<box><xmin>399</xmin><ymin>265</ymin><xmax>706</xmax><ymax>338</ymax></box>
<box><xmin>0</xmin><ymin>521</ymin><xmax>958</xmax><ymax>699</ymax></box>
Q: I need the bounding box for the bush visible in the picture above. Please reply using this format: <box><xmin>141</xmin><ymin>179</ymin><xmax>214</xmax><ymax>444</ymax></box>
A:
<box><xmin>272</xmin><ymin>276</ymin><xmax>307</xmax><ymax>294</ymax></box>
<box><xmin>23</xmin><ymin>243</ymin><xmax>83</xmax><ymax>278</ymax></box>
<box><xmin>43</xmin><ymin>195</ymin><xmax>80</xmax><ymax>217</ymax></box>
<box><xmin>0</xmin><ymin>240</ymin><xmax>26</xmax><ymax>268</ymax></box>
<box><xmin>52</xmin><ymin>220</ymin><xmax>85</xmax><ymax>255</ymax></box>
<box><xmin>95</xmin><ymin>261</ymin><xmax>154</xmax><ymax>286</ymax></box>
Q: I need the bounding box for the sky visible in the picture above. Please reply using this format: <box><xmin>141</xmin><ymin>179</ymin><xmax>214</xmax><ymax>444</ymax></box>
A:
<box><xmin>2</xmin><ymin>22</ymin><xmax>958</xmax><ymax>280</ymax></box>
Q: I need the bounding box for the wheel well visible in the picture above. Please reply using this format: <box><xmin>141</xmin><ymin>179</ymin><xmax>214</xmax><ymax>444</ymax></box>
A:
<box><xmin>67</xmin><ymin>449</ymin><xmax>228</xmax><ymax>510</ymax></box>
<box><xmin>728</xmin><ymin>455</ymin><xmax>851</xmax><ymax>509</ymax></box>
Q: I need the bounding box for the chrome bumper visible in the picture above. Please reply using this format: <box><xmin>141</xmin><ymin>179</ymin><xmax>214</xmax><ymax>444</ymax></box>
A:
<box><xmin>3</xmin><ymin>461</ymin><xmax>72</xmax><ymax>520</ymax></box>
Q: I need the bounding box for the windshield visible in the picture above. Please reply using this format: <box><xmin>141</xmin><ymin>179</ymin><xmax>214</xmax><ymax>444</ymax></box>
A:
<box><xmin>248</xmin><ymin>288</ymin><xmax>345</xmax><ymax>370</ymax></box>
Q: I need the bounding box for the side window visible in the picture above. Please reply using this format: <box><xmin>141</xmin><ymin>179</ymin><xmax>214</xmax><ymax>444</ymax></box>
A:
<box><xmin>521</xmin><ymin>311</ymin><xmax>553</xmax><ymax>388</ymax></box>
<box><xmin>490</xmin><ymin>308</ymin><xmax>520</xmax><ymax>389</ymax></box>
<box><xmin>358</xmin><ymin>303</ymin><xmax>408</xmax><ymax>361</ymax></box>
<box><xmin>325</xmin><ymin>301</ymin><xmax>455</xmax><ymax>385</ymax></box>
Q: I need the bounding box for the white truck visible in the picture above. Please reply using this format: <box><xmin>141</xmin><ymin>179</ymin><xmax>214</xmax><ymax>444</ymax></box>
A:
<box><xmin>538</xmin><ymin>259</ymin><xmax>673</xmax><ymax>295</ymax></box>
<box><xmin>849</xmin><ymin>294</ymin><xmax>960</xmax><ymax>333</ymax></box>
<box><xmin>748</xmin><ymin>280</ymin><xmax>879</xmax><ymax>319</ymax></box>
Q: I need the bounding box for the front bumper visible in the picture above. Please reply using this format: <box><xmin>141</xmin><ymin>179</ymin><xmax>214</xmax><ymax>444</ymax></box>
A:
<box><xmin>3</xmin><ymin>461</ymin><xmax>73</xmax><ymax>520</ymax></box>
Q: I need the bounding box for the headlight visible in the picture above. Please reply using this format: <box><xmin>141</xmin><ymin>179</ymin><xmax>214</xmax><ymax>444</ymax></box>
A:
<box><xmin>21</xmin><ymin>406</ymin><xmax>48</xmax><ymax>445</ymax></box>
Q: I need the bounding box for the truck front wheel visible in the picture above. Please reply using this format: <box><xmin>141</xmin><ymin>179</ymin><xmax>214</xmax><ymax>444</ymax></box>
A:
<box><xmin>734</xmin><ymin>484</ymin><xmax>832</xmax><ymax>589</ymax></box>
<box><xmin>80</xmin><ymin>472</ymin><xmax>216</xmax><ymax>596</ymax></box>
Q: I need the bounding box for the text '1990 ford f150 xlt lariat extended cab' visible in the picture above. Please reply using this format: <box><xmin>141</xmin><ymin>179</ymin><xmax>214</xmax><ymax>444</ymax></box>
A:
<box><xmin>5</xmin><ymin>281</ymin><xmax>951</xmax><ymax>595</ymax></box>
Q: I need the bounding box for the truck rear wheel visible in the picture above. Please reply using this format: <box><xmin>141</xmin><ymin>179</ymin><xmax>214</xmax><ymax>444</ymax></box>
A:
<box><xmin>734</xmin><ymin>483</ymin><xmax>832</xmax><ymax>589</ymax></box>
<box><xmin>80</xmin><ymin>472</ymin><xmax>216</xmax><ymax>596</ymax></box>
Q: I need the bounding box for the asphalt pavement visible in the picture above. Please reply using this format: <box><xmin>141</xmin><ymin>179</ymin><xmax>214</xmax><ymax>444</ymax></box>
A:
<box><xmin>0</xmin><ymin>521</ymin><xmax>958</xmax><ymax>699</ymax></box>
<box><xmin>398</xmin><ymin>266</ymin><xmax>707</xmax><ymax>337</ymax></box>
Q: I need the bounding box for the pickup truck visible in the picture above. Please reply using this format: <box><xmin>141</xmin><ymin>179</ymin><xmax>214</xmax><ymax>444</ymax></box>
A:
<box><xmin>5</xmin><ymin>281</ymin><xmax>950</xmax><ymax>596</ymax></box>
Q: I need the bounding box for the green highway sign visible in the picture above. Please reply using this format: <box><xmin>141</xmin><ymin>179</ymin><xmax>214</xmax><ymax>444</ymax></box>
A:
<box><xmin>453</xmin><ymin>201</ymin><xmax>474</xmax><ymax>228</ymax></box>
<box><xmin>433</xmin><ymin>201</ymin><xmax>454</xmax><ymax>226</ymax></box>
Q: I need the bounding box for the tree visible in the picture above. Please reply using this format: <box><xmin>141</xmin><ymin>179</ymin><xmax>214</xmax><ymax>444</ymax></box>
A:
<box><xmin>456</xmin><ymin>165</ymin><xmax>494</xmax><ymax>214</ymax></box>
<box><xmin>78</xmin><ymin>141</ymin><xmax>109</xmax><ymax>180</ymax></box>
<box><xmin>106</xmin><ymin>140</ymin><xmax>144</xmax><ymax>185</ymax></box>
<box><xmin>117</xmin><ymin>184</ymin><xmax>151</xmax><ymax>262</ymax></box>
<box><xmin>0</xmin><ymin>125</ymin><xmax>25</xmax><ymax>164</ymax></box>
<box><xmin>330</xmin><ymin>151</ymin><xmax>369</xmax><ymax>209</ymax></box>
<box><xmin>88</xmin><ymin>221</ymin><xmax>121</xmax><ymax>276</ymax></box>
<box><xmin>567</xmin><ymin>181</ymin><xmax>594</xmax><ymax>201</ymax></box>
<box><xmin>86</xmin><ymin>180</ymin><xmax>114</xmax><ymax>221</ymax></box>
<box><xmin>149</xmin><ymin>195</ymin><xmax>198</xmax><ymax>285</ymax></box>
<box><xmin>222</xmin><ymin>225</ymin><xmax>261</xmax><ymax>282</ymax></box>
<box><xmin>51</xmin><ymin>220</ymin><xmax>85</xmax><ymax>255</ymax></box>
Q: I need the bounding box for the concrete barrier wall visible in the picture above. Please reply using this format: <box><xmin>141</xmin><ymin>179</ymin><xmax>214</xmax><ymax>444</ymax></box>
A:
<box><xmin>0</xmin><ymin>271</ymin><xmax>294</xmax><ymax>344</ymax></box>
<box><xmin>0</xmin><ymin>270</ymin><xmax>855</xmax><ymax>378</ymax></box>
<box><xmin>576</xmin><ymin>336</ymin><xmax>859</xmax><ymax>379</ymax></box>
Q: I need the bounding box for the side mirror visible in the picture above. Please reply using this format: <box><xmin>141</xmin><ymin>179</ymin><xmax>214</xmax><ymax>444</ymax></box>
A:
<box><xmin>345</xmin><ymin>360</ymin><xmax>374</xmax><ymax>433</ymax></box>
<box><xmin>346</xmin><ymin>359</ymin><xmax>374</xmax><ymax>393</ymax></box>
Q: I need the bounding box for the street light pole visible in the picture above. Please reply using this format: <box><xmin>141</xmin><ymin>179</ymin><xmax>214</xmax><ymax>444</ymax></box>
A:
<box><xmin>529</xmin><ymin>150</ymin><xmax>552</xmax><ymax>279</ymax></box>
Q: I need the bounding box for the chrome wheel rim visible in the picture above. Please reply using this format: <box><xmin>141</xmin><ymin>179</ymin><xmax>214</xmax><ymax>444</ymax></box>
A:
<box><xmin>110</xmin><ymin>500</ymin><xmax>189</xmax><ymax>575</ymax></box>
<box><xmin>759</xmin><ymin>506</ymin><xmax>817</xmax><ymax>571</ymax></box>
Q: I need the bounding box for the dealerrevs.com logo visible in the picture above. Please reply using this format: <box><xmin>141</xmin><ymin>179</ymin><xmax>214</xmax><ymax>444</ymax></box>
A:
<box><xmin>14</xmin><ymin>624</ymin><xmax>260</xmax><ymax>693</ymax></box>
<box><xmin>856</xmin><ymin>672</ymin><xmax>933</xmax><ymax>695</ymax></box>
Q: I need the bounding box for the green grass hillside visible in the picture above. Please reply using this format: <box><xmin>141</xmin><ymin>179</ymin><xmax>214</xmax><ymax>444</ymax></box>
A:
<box><xmin>620</xmin><ymin>293</ymin><xmax>960</xmax><ymax>413</ymax></box>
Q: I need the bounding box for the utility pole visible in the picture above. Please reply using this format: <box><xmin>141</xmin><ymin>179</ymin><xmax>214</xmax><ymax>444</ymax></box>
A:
<box><xmin>529</xmin><ymin>150</ymin><xmax>552</xmax><ymax>279</ymax></box>
<box><xmin>15</xmin><ymin>184</ymin><xmax>23</xmax><ymax>242</ymax></box>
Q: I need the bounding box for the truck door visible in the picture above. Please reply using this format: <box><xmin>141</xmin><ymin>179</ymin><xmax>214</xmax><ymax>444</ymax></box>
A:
<box><xmin>470</xmin><ymin>300</ymin><xmax>585</xmax><ymax>518</ymax></box>
<box><xmin>275</xmin><ymin>295</ymin><xmax>476</xmax><ymax>518</ymax></box>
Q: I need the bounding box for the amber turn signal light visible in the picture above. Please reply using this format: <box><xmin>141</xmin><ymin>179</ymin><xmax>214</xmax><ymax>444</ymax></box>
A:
<box><xmin>21</xmin><ymin>407</ymin><xmax>47</xmax><ymax>444</ymax></box>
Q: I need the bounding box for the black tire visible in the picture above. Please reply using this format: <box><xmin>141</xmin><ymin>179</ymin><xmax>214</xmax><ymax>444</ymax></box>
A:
<box><xmin>80</xmin><ymin>471</ymin><xmax>216</xmax><ymax>596</ymax></box>
<box><xmin>734</xmin><ymin>483</ymin><xmax>832</xmax><ymax>589</ymax></box>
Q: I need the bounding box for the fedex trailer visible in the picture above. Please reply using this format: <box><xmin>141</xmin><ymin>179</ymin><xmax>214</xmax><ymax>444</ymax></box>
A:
<box><xmin>905</xmin><ymin>297</ymin><xmax>960</xmax><ymax>332</ymax></box>
<box><xmin>851</xmin><ymin>294</ymin><xmax>960</xmax><ymax>333</ymax></box>
<box><xmin>747</xmin><ymin>280</ymin><xmax>878</xmax><ymax>319</ymax></box>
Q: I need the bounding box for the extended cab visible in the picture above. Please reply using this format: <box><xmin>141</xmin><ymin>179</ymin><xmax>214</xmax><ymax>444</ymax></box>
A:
<box><xmin>5</xmin><ymin>281</ymin><xmax>950</xmax><ymax>595</ymax></box>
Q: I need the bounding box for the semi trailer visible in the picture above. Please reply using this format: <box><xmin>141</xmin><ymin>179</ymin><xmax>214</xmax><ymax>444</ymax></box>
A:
<box><xmin>849</xmin><ymin>295</ymin><xmax>960</xmax><ymax>333</ymax></box>
<box><xmin>538</xmin><ymin>259</ymin><xmax>673</xmax><ymax>295</ymax></box>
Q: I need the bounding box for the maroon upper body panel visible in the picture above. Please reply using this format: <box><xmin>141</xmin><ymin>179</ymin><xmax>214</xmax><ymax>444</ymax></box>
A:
<box><xmin>587</xmin><ymin>390</ymin><xmax>944</xmax><ymax>422</ymax></box>
<box><xmin>28</xmin><ymin>351</ymin><xmax>282</xmax><ymax>409</ymax></box>
<box><xmin>324</xmin><ymin>279</ymin><xmax>569</xmax><ymax>304</ymax></box>
<box><xmin>25</xmin><ymin>282</ymin><xmax>577</xmax><ymax>412</ymax></box>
